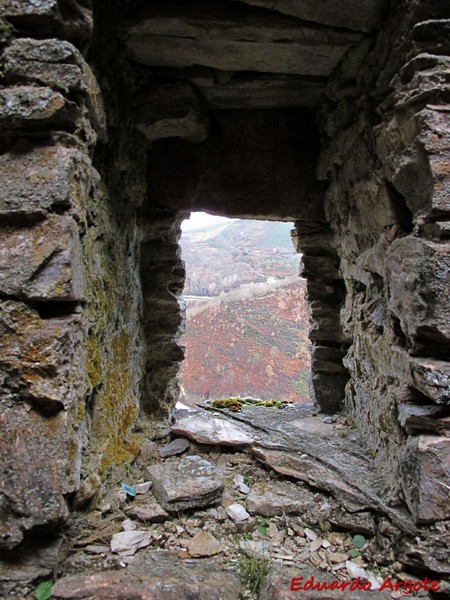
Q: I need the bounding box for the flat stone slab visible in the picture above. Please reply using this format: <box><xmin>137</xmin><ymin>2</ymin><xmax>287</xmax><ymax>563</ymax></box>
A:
<box><xmin>147</xmin><ymin>455</ymin><xmax>224</xmax><ymax>511</ymax></box>
<box><xmin>53</xmin><ymin>551</ymin><xmax>240</xmax><ymax>599</ymax></box>
<box><xmin>171</xmin><ymin>415</ymin><xmax>254</xmax><ymax>446</ymax></box>
<box><xmin>246</xmin><ymin>481</ymin><xmax>310</xmax><ymax>516</ymax></box>
<box><xmin>252</xmin><ymin>447</ymin><xmax>371</xmax><ymax>513</ymax></box>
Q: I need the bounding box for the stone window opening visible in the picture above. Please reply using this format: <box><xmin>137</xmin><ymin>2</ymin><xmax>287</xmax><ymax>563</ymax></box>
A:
<box><xmin>177</xmin><ymin>211</ymin><xmax>311</xmax><ymax>411</ymax></box>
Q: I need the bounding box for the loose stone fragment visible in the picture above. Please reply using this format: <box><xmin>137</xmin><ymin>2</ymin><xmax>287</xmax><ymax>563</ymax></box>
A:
<box><xmin>147</xmin><ymin>455</ymin><xmax>224</xmax><ymax>511</ymax></box>
<box><xmin>226</xmin><ymin>503</ymin><xmax>250</xmax><ymax>522</ymax></box>
<box><xmin>309</xmin><ymin>538</ymin><xmax>323</xmax><ymax>552</ymax></box>
<box><xmin>328</xmin><ymin>552</ymin><xmax>349</xmax><ymax>563</ymax></box>
<box><xmin>239</xmin><ymin>539</ymin><xmax>272</xmax><ymax>559</ymax></box>
<box><xmin>233</xmin><ymin>474</ymin><xmax>250</xmax><ymax>494</ymax></box>
<box><xmin>159</xmin><ymin>437</ymin><xmax>190</xmax><ymax>458</ymax></box>
<box><xmin>304</xmin><ymin>528</ymin><xmax>318</xmax><ymax>541</ymax></box>
<box><xmin>187</xmin><ymin>531</ymin><xmax>223</xmax><ymax>557</ymax></box>
<box><xmin>121</xmin><ymin>519</ymin><xmax>136</xmax><ymax>531</ymax></box>
<box><xmin>134</xmin><ymin>481</ymin><xmax>152</xmax><ymax>495</ymax></box>
<box><xmin>110</xmin><ymin>531</ymin><xmax>151</xmax><ymax>556</ymax></box>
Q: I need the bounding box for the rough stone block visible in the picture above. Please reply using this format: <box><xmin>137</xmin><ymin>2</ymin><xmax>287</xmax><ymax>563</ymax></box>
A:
<box><xmin>301</xmin><ymin>255</ymin><xmax>340</xmax><ymax>280</ymax></box>
<box><xmin>0</xmin><ymin>144</ymin><xmax>90</xmax><ymax>220</ymax></box>
<box><xmin>0</xmin><ymin>538</ymin><xmax>63</xmax><ymax>592</ymax></box>
<box><xmin>0</xmin><ymin>215</ymin><xmax>83</xmax><ymax>301</ymax></box>
<box><xmin>126</xmin><ymin>4</ymin><xmax>362</xmax><ymax>78</ymax></box>
<box><xmin>376</xmin><ymin>108</ymin><xmax>450</xmax><ymax>217</ymax></box>
<box><xmin>133</xmin><ymin>82</ymin><xmax>209</xmax><ymax>143</ymax></box>
<box><xmin>398</xmin><ymin>403</ymin><xmax>450</xmax><ymax>434</ymax></box>
<box><xmin>147</xmin><ymin>455</ymin><xmax>224</xmax><ymax>511</ymax></box>
<box><xmin>4</xmin><ymin>39</ymin><xmax>106</xmax><ymax>137</ymax></box>
<box><xmin>409</xmin><ymin>357</ymin><xmax>450</xmax><ymax>404</ymax></box>
<box><xmin>310</xmin><ymin>372</ymin><xmax>349</xmax><ymax>413</ymax></box>
<box><xmin>401</xmin><ymin>435</ymin><xmax>450</xmax><ymax>523</ymax></box>
<box><xmin>311</xmin><ymin>345</ymin><xmax>348</xmax><ymax>374</ymax></box>
<box><xmin>52</xmin><ymin>552</ymin><xmax>241</xmax><ymax>599</ymax></box>
<box><xmin>0</xmin><ymin>85</ymin><xmax>79</xmax><ymax>129</ymax></box>
<box><xmin>0</xmin><ymin>0</ymin><xmax>93</xmax><ymax>46</ymax></box>
<box><xmin>0</xmin><ymin>0</ymin><xmax>58</xmax><ymax>17</ymax></box>
<box><xmin>0</xmin><ymin>300</ymin><xmax>84</xmax><ymax>413</ymax></box>
<box><xmin>386</xmin><ymin>238</ymin><xmax>450</xmax><ymax>355</ymax></box>
<box><xmin>0</xmin><ymin>402</ymin><xmax>71</xmax><ymax>549</ymax></box>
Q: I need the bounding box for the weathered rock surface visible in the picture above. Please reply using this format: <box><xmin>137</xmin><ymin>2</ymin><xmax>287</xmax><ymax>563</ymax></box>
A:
<box><xmin>171</xmin><ymin>415</ymin><xmax>254</xmax><ymax>446</ymax></box>
<box><xmin>0</xmin><ymin>144</ymin><xmax>90</xmax><ymax>220</ymax></box>
<box><xmin>401</xmin><ymin>435</ymin><xmax>450</xmax><ymax>523</ymax></box>
<box><xmin>252</xmin><ymin>447</ymin><xmax>371</xmax><ymax>514</ymax></box>
<box><xmin>4</xmin><ymin>38</ymin><xmax>105</xmax><ymax>137</ymax></box>
<box><xmin>0</xmin><ymin>300</ymin><xmax>84</xmax><ymax>413</ymax></box>
<box><xmin>386</xmin><ymin>238</ymin><xmax>450</xmax><ymax>358</ymax></box>
<box><xmin>408</xmin><ymin>358</ymin><xmax>450</xmax><ymax>404</ymax></box>
<box><xmin>246</xmin><ymin>481</ymin><xmax>310</xmax><ymax>516</ymax></box>
<box><xmin>0</xmin><ymin>215</ymin><xmax>83</xmax><ymax>301</ymax></box>
<box><xmin>147</xmin><ymin>455</ymin><xmax>224</xmax><ymax>511</ymax></box>
<box><xmin>126</xmin><ymin>1</ymin><xmax>363</xmax><ymax>78</ymax></box>
<box><xmin>0</xmin><ymin>86</ymin><xmax>78</xmax><ymax>129</ymax></box>
<box><xmin>53</xmin><ymin>552</ymin><xmax>240</xmax><ymax>599</ymax></box>
<box><xmin>398</xmin><ymin>403</ymin><xmax>450</xmax><ymax>434</ymax></box>
<box><xmin>0</xmin><ymin>0</ymin><xmax>93</xmax><ymax>44</ymax></box>
<box><xmin>0</xmin><ymin>538</ymin><xmax>63</xmax><ymax>594</ymax></box>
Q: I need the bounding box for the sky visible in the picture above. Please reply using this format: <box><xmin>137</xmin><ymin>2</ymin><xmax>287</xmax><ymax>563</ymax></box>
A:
<box><xmin>181</xmin><ymin>211</ymin><xmax>236</xmax><ymax>232</ymax></box>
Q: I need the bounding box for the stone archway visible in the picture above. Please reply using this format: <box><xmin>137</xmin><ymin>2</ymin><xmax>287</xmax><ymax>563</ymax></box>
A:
<box><xmin>0</xmin><ymin>0</ymin><xmax>449</xmax><ymax>590</ymax></box>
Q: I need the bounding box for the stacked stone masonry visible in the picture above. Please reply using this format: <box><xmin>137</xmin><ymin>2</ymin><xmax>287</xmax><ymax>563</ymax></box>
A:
<box><xmin>0</xmin><ymin>0</ymin><xmax>449</xmax><ymax>592</ymax></box>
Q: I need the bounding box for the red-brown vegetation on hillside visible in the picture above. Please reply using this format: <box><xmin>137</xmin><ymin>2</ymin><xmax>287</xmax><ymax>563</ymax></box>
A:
<box><xmin>180</xmin><ymin>279</ymin><xmax>310</xmax><ymax>405</ymax></box>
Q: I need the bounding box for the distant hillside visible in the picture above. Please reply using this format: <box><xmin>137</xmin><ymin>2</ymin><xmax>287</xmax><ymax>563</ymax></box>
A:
<box><xmin>179</xmin><ymin>218</ymin><xmax>311</xmax><ymax>404</ymax></box>
<box><xmin>181</xmin><ymin>219</ymin><xmax>298</xmax><ymax>297</ymax></box>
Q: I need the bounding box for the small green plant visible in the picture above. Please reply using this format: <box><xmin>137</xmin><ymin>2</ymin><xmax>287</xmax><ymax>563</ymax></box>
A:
<box><xmin>256</xmin><ymin>399</ymin><xmax>283</xmax><ymax>408</ymax></box>
<box><xmin>211</xmin><ymin>398</ymin><xmax>243</xmax><ymax>412</ymax></box>
<box><xmin>34</xmin><ymin>581</ymin><xmax>53</xmax><ymax>600</ymax></box>
<box><xmin>350</xmin><ymin>548</ymin><xmax>360</xmax><ymax>558</ymax></box>
<box><xmin>257</xmin><ymin>524</ymin><xmax>268</xmax><ymax>535</ymax></box>
<box><xmin>352</xmin><ymin>534</ymin><xmax>366</xmax><ymax>549</ymax></box>
<box><xmin>239</xmin><ymin>554</ymin><xmax>269</xmax><ymax>596</ymax></box>
<box><xmin>318</xmin><ymin>520</ymin><xmax>331</xmax><ymax>533</ymax></box>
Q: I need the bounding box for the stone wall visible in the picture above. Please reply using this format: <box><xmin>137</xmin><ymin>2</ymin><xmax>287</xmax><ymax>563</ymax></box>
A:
<box><xmin>0</xmin><ymin>0</ymin><xmax>148</xmax><ymax>581</ymax></box>
<box><xmin>298</xmin><ymin>0</ymin><xmax>449</xmax><ymax>573</ymax></box>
